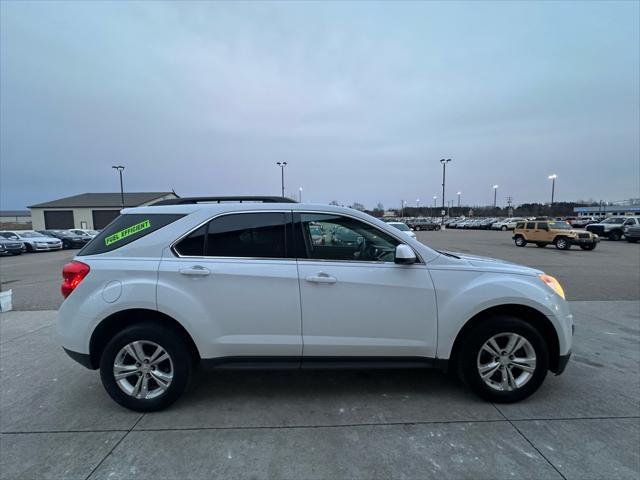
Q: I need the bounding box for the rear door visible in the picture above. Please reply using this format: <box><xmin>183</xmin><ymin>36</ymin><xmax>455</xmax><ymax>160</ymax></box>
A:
<box><xmin>157</xmin><ymin>211</ymin><xmax>302</xmax><ymax>360</ymax></box>
<box><xmin>294</xmin><ymin>212</ymin><xmax>437</xmax><ymax>358</ymax></box>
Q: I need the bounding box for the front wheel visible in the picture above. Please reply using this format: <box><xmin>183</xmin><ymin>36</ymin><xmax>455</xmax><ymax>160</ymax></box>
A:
<box><xmin>458</xmin><ymin>316</ymin><xmax>549</xmax><ymax>403</ymax></box>
<box><xmin>501</xmin><ymin>225</ymin><xmax>507</xmax><ymax>231</ymax></box>
<box><xmin>99</xmin><ymin>323</ymin><xmax>193</xmax><ymax>412</ymax></box>
<box><xmin>609</xmin><ymin>230</ymin><xmax>622</xmax><ymax>241</ymax></box>
<box><xmin>554</xmin><ymin>237</ymin><xmax>571</xmax><ymax>250</ymax></box>
<box><xmin>514</xmin><ymin>236</ymin><xmax>527</xmax><ymax>247</ymax></box>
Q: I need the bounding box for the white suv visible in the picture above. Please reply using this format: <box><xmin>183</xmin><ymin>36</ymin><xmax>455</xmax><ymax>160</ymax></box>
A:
<box><xmin>58</xmin><ymin>197</ymin><xmax>573</xmax><ymax>411</ymax></box>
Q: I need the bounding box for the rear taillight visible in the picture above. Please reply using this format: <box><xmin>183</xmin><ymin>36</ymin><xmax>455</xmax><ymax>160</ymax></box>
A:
<box><xmin>61</xmin><ymin>261</ymin><xmax>90</xmax><ymax>298</ymax></box>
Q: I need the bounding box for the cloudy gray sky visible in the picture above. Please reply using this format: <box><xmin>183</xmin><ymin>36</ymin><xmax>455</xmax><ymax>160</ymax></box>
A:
<box><xmin>1</xmin><ymin>1</ymin><xmax>638</xmax><ymax>210</ymax></box>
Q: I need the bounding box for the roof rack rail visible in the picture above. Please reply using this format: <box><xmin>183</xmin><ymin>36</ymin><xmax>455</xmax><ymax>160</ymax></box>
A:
<box><xmin>152</xmin><ymin>196</ymin><xmax>297</xmax><ymax>206</ymax></box>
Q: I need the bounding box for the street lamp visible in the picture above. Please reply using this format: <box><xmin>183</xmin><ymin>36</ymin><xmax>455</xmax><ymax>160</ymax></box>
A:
<box><xmin>276</xmin><ymin>162</ymin><xmax>287</xmax><ymax>198</ymax></box>
<box><xmin>111</xmin><ymin>165</ymin><xmax>125</xmax><ymax>208</ymax></box>
<box><xmin>457</xmin><ymin>191</ymin><xmax>462</xmax><ymax>216</ymax></box>
<box><xmin>416</xmin><ymin>198</ymin><xmax>420</xmax><ymax>209</ymax></box>
<box><xmin>440</xmin><ymin>158</ymin><xmax>451</xmax><ymax>227</ymax></box>
<box><xmin>299</xmin><ymin>187</ymin><xmax>303</xmax><ymax>202</ymax></box>
<box><xmin>548</xmin><ymin>174</ymin><xmax>557</xmax><ymax>213</ymax></box>
<box><xmin>401</xmin><ymin>200</ymin><xmax>406</xmax><ymax>218</ymax></box>
<box><xmin>492</xmin><ymin>185</ymin><xmax>499</xmax><ymax>212</ymax></box>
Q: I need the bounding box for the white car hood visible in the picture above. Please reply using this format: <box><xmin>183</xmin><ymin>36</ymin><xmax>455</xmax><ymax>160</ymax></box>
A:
<box><xmin>438</xmin><ymin>251</ymin><xmax>542</xmax><ymax>276</ymax></box>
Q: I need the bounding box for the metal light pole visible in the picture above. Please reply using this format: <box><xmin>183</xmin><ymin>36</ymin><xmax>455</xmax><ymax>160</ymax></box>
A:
<box><xmin>111</xmin><ymin>166</ymin><xmax>125</xmax><ymax>208</ymax></box>
<box><xmin>431</xmin><ymin>195</ymin><xmax>437</xmax><ymax>217</ymax></box>
<box><xmin>401</xmin><ymin>200</ymin><xmax>406</xmax><ymax>218</ymax></box>
<box><xmin>548</xmin><ymin>174</ymin><xmax>557</xmax><ymax>215</ymax></box>
<box><xmin>416</xmin><ymin>198</ymin><xmax>420</xmax><ymax>211</ymax></box>
<box><xmin>299</xmin><ymin>187</ymin><xmax>303</xmax><ymax>202</ymax></box>
<box><xmin>440</xmin><ymin>158</ymin><xmax>451</xmax><ymax>227</ymax></box>
<box><xmin>276</xmin><ymin>162</ymin><xmax>287</xmax><ymax>197</ymax></box>
<box><xmin>457</xmin><ymin>191</ymin><xmax>461</xmax><ymax>216</ymax></box>
<box><xmin>493</xmin><ymin>185</ymin><xmax>499</xmax><ymax>213</ymax></box>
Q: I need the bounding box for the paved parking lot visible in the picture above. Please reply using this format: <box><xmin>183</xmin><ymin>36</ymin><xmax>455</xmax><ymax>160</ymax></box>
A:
<box><xmin>0</xmin><ymin>229</ymin><xmax>639</xmax><ymax>479</ymax></box>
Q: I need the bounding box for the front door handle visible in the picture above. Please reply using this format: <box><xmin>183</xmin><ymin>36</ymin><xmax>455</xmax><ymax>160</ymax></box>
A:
<box><xmin>179</xmin><ymin>265</ymin><xmax>210</xmax><ymax>276</ymax></box>
<box><xmin>305</xmin><ymin>272</ymin><xmax>337</xmax><ymax>284</ymax></box>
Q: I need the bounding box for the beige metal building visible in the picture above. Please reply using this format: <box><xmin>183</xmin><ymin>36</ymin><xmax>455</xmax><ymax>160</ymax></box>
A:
<box><xmin>29</xmin><ymin>192</ymin><xmax>177</xmax><ymax>230</ymax></box>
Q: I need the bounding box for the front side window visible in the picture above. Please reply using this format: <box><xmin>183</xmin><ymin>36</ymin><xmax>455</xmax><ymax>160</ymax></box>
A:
<box><xmin>526</xmin><ymin>222</ymin><xmax>536</xmax><ymax>229</ymax></box>
<box><xmin>175</xmin><ymin>212</ymin><xmax>288</xmax><ymax>258</ymax></box>
<box><xmin>298</xmin><ymin>213</ymin><xmax>399</xmax><ymax>262</ymax></box>
<box><xmin>602</xmin><ymin>218</ymin><xmax>625</xmax><ymax>224</ymax></box>
<box><xmin>548</xmin><ymin>221</ymin><xmax>571</xmax><ymax>230</ymax></box>
<box><xmin>515</xmin><ymin>222</ymin><xmax>525</xmax><ymax>229</ymax></box>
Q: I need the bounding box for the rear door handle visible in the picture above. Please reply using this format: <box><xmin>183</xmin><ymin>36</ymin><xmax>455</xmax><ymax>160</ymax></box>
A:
<box><xmin>305</xmin><ymin>273</ymin><xmax>337</xmax><ymax>284</ymax></box>
<box><xmin>179</xmin><ymin>265</ymin><xmax>210</xmax><ymax>276</ymax></box>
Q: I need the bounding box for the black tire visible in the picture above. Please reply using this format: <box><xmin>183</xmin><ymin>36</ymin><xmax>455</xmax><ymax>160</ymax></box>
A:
<box><xmin>514</xmin><ymin>236</ymin><xmax>527</xmax><ymax>247</ymax></box>
<box><xmin>580</xmin><ymin>244</ymin><xmax>596</xmax><ymax>250</ymax></box>
<box><xmin>99</xmin><ymin>323</ymin><xmax>193</xmax><ymax>412</ymax></box>
<box><xmin>554</xmin><ymin>237</ymin><xmax>570</xmax><ymax>250</ymax></box>
<box><xmin>415</xmin><ymin>226</ymin><xmax>421</xmax><ymax>231</ymax></box>
<box><xmin>609</xmin><ymin>230</ymin><xmax>622</xmax><ymax>241</ymax></box>
<box><xmin>435</xmin><ymin>225</ymin><xmax>441</xmax><ymax>231</ymax></box>
<box><xmin>536</xmin><ymin>243</ymin><xmax>547</xmax><ymax>248</ymax></box>
<box><xmin>25</xmin><ymin>243</ymin><xmax>33</xmax><ymax>253</ymax></box>
<box><xmin>501</xmin><ymin>225</ymin><xmax>507</xmax><ymax>231</ymax></box>
<box><xmin>457</xmin><ymin>316</ymin><xmax>549</xmax><ymax>403</ymax></box>
<box><xmin>63</xmin><ymin>240</ymin><xmax>70</xmax><ymax>249</ymax></box>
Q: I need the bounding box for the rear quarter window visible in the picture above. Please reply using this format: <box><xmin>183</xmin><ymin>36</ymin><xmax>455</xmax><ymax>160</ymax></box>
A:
<box><xmin>79</xmin><ymin>213</ymin><xmax>185</xmax><ymax>255</ymax></box>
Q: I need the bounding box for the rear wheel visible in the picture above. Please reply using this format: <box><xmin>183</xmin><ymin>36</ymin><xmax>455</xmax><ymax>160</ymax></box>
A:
<box><xmin>514</xmin><ymin>236</ymin><xmax>527</xmax><ymax>247</ymax></box>
<box><xmin>25</xmin><ymin>243</ymin><xmax>33</xmax><ymax>253</ymax></box>
<box><xmin>609</xmin><ymin>230</ymin><xmax>622</xmax><ymax>241</ymax></box>
<box><xmin>554</xmin><ymin>237</ymin><xmax>570</xmax><ymax>250</ymax></box>
<box><xmin>99</xmin><ymin>323</ymin><xmax>193</xmax><ymax>412</ymax></box>
<box><xmin>501</xmin><ymin>225</ymin><xmax>507</xmax><ymax>231</ymax></box>
<box><xmin>458</xmin><ymin>316</ymin><xmax>549</xmax><ymax>403</ymax></box>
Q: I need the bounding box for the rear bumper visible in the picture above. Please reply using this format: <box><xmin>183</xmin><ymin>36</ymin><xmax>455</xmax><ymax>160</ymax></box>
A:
<box><xmin>63</xmin><ymin>348</ymin><xmax>96</xmax><ymax>369</ymax></box>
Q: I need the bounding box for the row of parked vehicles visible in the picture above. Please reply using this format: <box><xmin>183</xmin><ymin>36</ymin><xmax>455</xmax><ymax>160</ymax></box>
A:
<box><xmin>0</xmin><ymin>229</ymin><xmax>98</xmax><ymax>255</ymax></box>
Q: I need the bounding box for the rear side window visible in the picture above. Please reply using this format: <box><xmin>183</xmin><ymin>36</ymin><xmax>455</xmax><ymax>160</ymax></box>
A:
<box><xmin>174</xmin><ymin>212</ymin><xmax>289</xmax><ymax>258</ymax></box>
<box><xmin>526</xmin><ymin>222</ymin><xmax>536</xmax><ymax>229</ymax></box>
<box><xmin>79</xmin><ymin>214</ymin><xmax>185</xmax><ymax>255</ymax></box>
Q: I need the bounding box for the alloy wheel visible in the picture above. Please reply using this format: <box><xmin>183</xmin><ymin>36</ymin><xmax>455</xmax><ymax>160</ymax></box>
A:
<box><xmin>113</xmin><ymin>340</ymin><xmax>174</xmax><ymax>400</ymax></box>
<box><xmin>476</xmin><ymin>332</ymin><xmax>536</xmax><ymax>392</ymax></box>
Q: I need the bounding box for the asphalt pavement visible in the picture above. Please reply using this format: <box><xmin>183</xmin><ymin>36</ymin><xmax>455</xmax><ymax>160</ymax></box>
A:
<box><xmin>1</xmin><ymin>301</ymin><xmax>638</xmax><ymax>479</ymax></box>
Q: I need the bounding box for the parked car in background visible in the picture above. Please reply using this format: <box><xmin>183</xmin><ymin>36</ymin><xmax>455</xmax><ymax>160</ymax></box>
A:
<box><xmin>57</xmin><ymin>197</ymin><xmax>573</xmax><ymax>411</ymax></box>
<box><xmin>69</xmin><ymin>229</ymin><xmax>99</xmax><ymax>238</ymax></box>
<box><xmin>571</xmin><ymin>217</ymin><xmax>598</xmax><ymax>228</ymax></box>
<box><xmin>513</xmin><ymin>221</ymin><xmax>599</xmax><ymax>250</ymax></box>
<box><xmin>624</xmin><ymin>225</ymin><xmax>640</xmax><ymax>243</ymax></box>
<box><xmin>38</xmin><ymin>230</ymin><xmax>92</xmax><ymax>249</ymax></box>
<box><xmin>0</xmin><ymin>230</ymin><xmax>62</xmax><ymax>252</ymax></box>
<box><xmin>387</xmin><ymin>221</ymin><xmax>417</xmax><ymax>239</ymax></box>
<box><xmin>478</xmin><ymin>218</ymin><xmax>499</xmax><ymax>230</ymax></box>
<box><xmin>586</xmin><ymin>216</ymin><xmax>640</xmax><ymax>241</ymax></box>
<box><xmin>408</xmin><ymin>218</ymin><xmax>441</xmax><ymax>231</ymax></box>
<box><xmin>492</xmin><ymin>218</ymin><xmax>525</xmax><ymax>231</ymax></box>
<box><xmin>0</xmin><ymin>237</ymin><xmax>24</xmax><ymax>255</ymax></box>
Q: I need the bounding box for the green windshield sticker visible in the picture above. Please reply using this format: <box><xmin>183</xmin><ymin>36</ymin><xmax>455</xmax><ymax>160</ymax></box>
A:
<box><xmin>104</xmin><ymin>220</ymin><xmax>151</xmax><ymax>246</ymax></box>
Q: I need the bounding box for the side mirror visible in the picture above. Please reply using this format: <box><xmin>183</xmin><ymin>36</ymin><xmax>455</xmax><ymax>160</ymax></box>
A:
<box><xmin>395</xmin><ymin>244</ymin><xmax>416</xmax><ymax>265</ymax></box>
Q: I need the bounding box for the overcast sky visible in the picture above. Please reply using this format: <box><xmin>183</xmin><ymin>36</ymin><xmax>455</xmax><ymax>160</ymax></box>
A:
<box><xmin>1</xmin><ymin>1</ymin><xmax>639</xmax><ymax>210</ymax></box>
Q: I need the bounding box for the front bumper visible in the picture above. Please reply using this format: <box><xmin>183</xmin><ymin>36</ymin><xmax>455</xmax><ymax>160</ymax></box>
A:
<box><xmin>33</xmin><ymin>244</ymin><xmax>62</xmax><ymax>251</ymax></box>
<box><xmin>568</xmin><ymin>236</ymin><xmax>600</xmax><ymax>246</ymax></box>
<box><xmin>554</xmin><ymin>351</ymin><xmax>572</xmax><ymax>375</ymax></box>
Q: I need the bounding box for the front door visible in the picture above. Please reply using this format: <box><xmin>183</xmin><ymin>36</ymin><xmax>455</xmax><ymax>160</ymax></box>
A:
<box><xmin>157</xmin><ymin>211</ymin><xmax>302</xmax><ymax>360</ymax></box>
<box><xmin>295</xmin><ymin>213</ymin><xmax>437</xmax><ymax>358</ymax></box>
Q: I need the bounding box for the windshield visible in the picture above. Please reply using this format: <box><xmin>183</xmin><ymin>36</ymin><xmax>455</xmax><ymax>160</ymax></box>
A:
<box><xmin>18</xmin><ymin>232</ymin><xmax>45</xmax><ymax>238</ymax></box>
<box><xmin>390</xmin><ymin>223</ymin><xmax>410</xmax><ymax>231</ymax></box>
<box><xmin>602</xmin><ymin>218</ymin><xmax>625</xmax><ymax>224</ymax></box>
<box><xmin>549</xmin><ymin>221</ymin><xmax>572</xmax><ymax>230</ymax></box>
<box><xmin>0</xmin><ymin>232</ymin><xmax>20</xmax><ymax>240</ymax></box>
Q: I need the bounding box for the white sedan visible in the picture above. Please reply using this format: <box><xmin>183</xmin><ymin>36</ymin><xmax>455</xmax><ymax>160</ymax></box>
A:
<box><xmin>387</xmin><ymin>221</ymin><xmax>417</xmax><ymax>239</ymax></box>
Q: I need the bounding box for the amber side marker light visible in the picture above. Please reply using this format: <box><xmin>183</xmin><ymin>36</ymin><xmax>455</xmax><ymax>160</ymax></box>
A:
<box><xmin>539</xmin><ymin>274</ymin><xmax>565</xmax><ymax>300</ymax></box>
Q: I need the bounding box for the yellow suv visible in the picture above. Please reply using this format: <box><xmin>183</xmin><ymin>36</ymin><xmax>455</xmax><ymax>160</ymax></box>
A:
<box><xmin>513</xmin><ymin>220</ymin><xmax>599</xmax><ymax>250</ymax></box>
